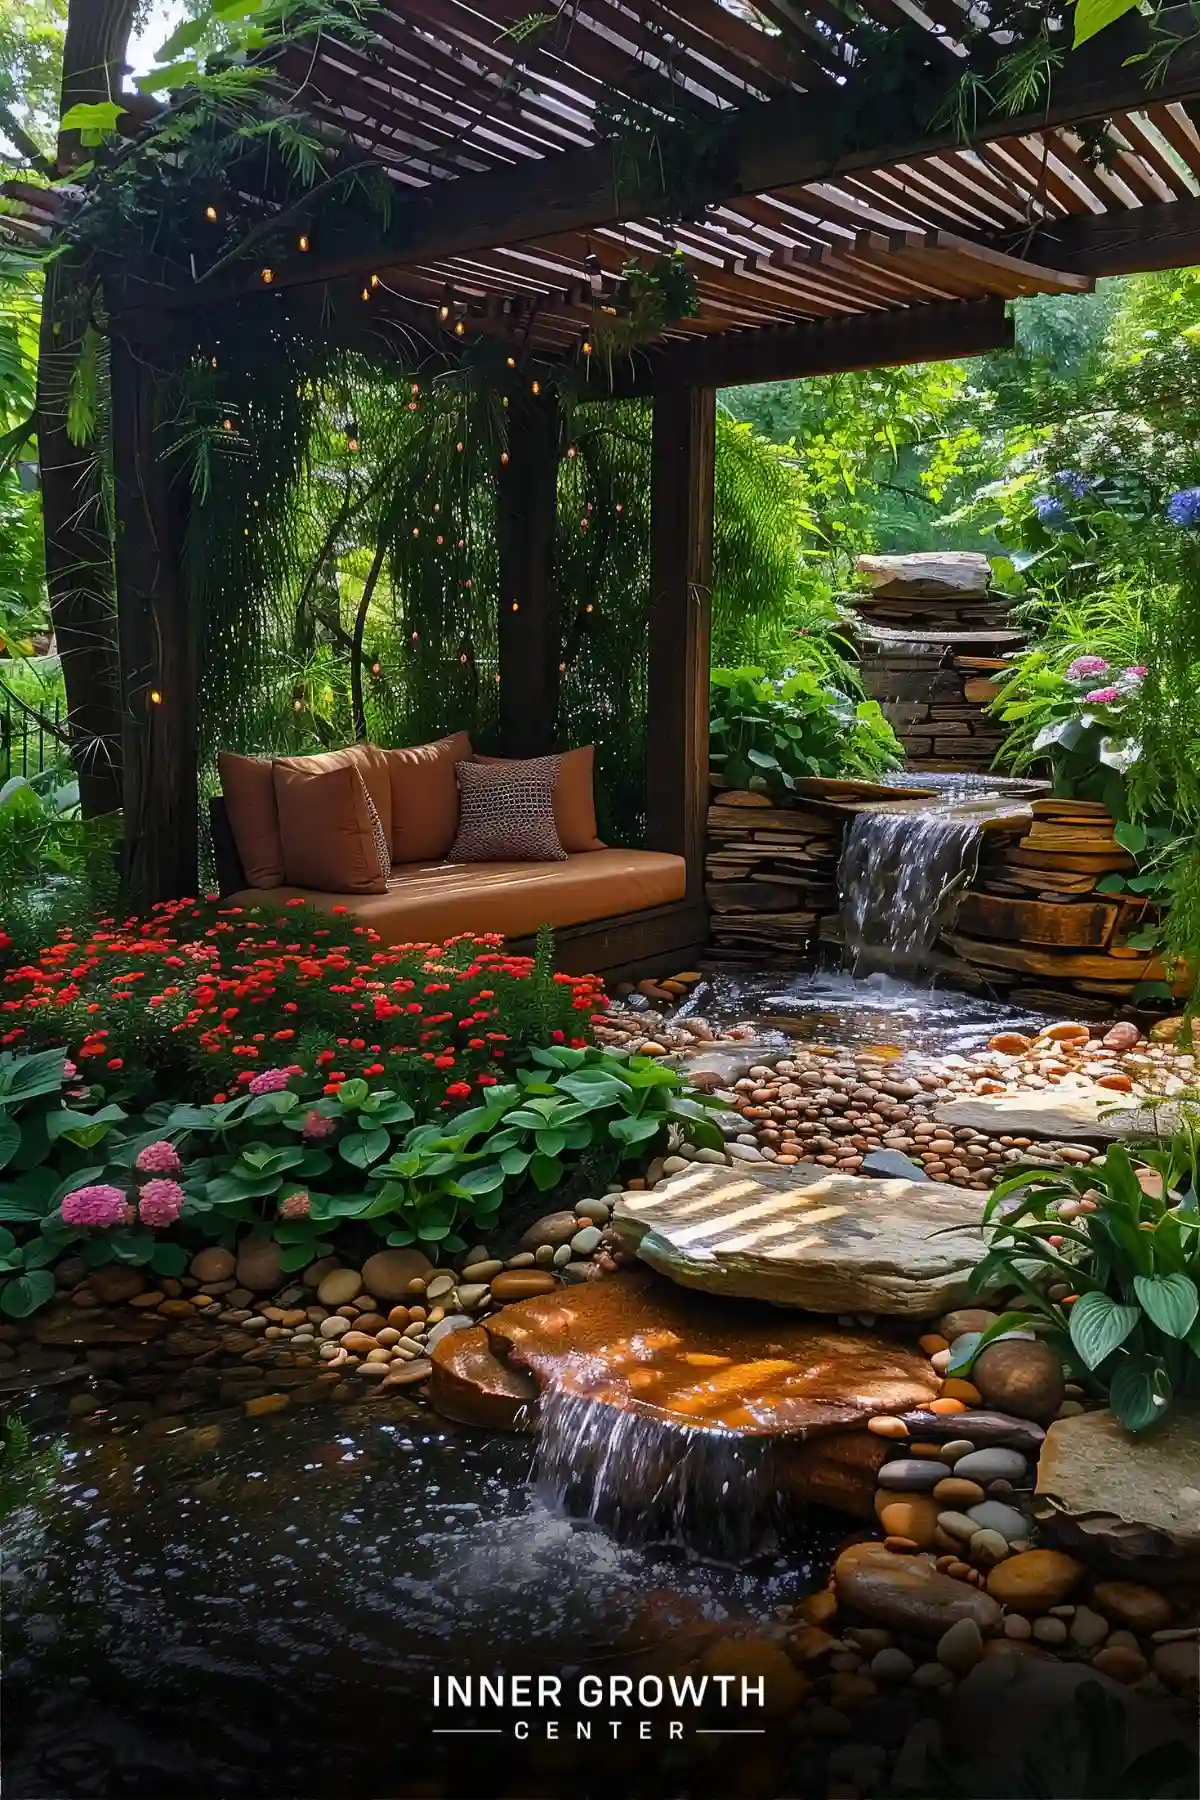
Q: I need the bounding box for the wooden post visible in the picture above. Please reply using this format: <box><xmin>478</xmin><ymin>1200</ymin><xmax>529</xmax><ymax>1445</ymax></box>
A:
<box><xmin>496</xmin><ymin>389</ymin><xmax>562</xmax><ymax>756</ymax></box>
<box><xmin>109</xmin><ymin>306</ymin><xmax>197</xmax><ymax>907</ymax></box>
<box><xmin>646</xmin><ymin>386</ymin><xmax>715</xmax><ymax>902</ymax></box>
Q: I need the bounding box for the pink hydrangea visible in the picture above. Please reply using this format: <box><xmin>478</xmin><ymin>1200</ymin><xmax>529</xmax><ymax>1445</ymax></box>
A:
<box><xmin>1085</xmin><ymin>686</ymin><xmax>1120</xmax><ymax>704</ymax></box>
<box><xmin>1067</xmin><ymin>656</ymin><xmax>1109</xmax><ymax>680</ymax></box>
<box><xmin>1123</xmin><ymin>665</ymin><xmax>1147</xmax><ymax>679</ymax></box>
<box><xmin>62</xmin><ymin>1184</ymin><xmax>130</xmax><ymax>1228</ymax></box>
<box><xmin>62</xmin><ymin>1059</ymin><xmax>77</xmax><ymax>1080</ymax></box>
<box><xmin>301</xmin><ymin>1109</ymin><xmax>336</xmax><ymax>1142</ymax></box>
<box><xmin>135</xmin><ymin>1140</ymin><xmax>183</xmax><ymax>1177</ymax></box>
<box><xmin>279</xmin><ymin>1189</ymin><xmax>311</xmax><ymax>1220</ymax></box>
<box><xmin>138</xmin><ymin>1178</ymin><xmax>185</xmax><ymax>1227</ymax></box>
<box><xmin>248</xmin><ymin>1067</ymin><xmax>291</xmax><ymax>1096</ymax></box>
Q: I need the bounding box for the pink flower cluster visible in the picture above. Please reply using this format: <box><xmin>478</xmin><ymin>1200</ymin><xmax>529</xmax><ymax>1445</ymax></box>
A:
<box><xmin>1067</xmin><ymin>656</ymin><xmax>1109</xmax><ymax>680</ymax></box>
<box><xmin>248</xmin><ymin>1067</ymin><xmax>292</xmax><ymax>1096</ymax></box>
<box><xmin>279</xmin><ymin>1190</ymin><xmax>311</xmax><ymax>1220</ymax></box>
<box><xmin>301</xmin><ymin>1109</ymin><xmax>336</xmax><ymax>1142</ymax></box>
<box><xmin>61</xmin><ymin>1184</ymin><xmax>133</xmax><ymax>1228</ymax></box>
<box><xmin>138</xmin><ymin>1178</ymin><xmax>185</xmax><ymax>1228</ymax></box>
<box><xmin>1085</xmin><ymin>686</ymin><xmax>1121</xmax><ymax>704</ymax></box>
<box><xmin>135</xmin><ymin>1140</ymin><xmax>183</xmax><ymax>1176</ymax></box>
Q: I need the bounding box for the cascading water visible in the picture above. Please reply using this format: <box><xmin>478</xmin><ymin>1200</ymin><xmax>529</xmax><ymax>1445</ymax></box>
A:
<box><xmin>838</xmin><ymin>804</ymin><xmax>982</xmax><ymax>968</ymax></box>
<box><xmin>533</xmin><ymin>1385</ymin><xmax>785</xmax><ymax>1561</ymax></box>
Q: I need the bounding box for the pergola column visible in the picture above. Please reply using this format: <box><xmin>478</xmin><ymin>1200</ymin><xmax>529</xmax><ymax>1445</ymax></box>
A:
<box><xmin>646</xmin><ymin>386</ymin><xmax>715</xmax><ymax>902</ymax></box>
<box><xmin>110</xmin><ymin>305</ymin><xmax>197</xmax><ymax>907</ymax></box>
<box><xmin>496</xmin><ymin>388</ymin><xmax>563</xmax><ymax>757</ymax></box>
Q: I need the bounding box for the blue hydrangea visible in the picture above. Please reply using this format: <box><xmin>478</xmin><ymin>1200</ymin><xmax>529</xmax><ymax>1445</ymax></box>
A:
<box><xmin>1033</xmin><ymin>494</ymin><xmax>1070</xmax><ymax>529</ymax></box>
<box><xmin>1052</xmin><ymin>468</ymin><xmax>1090</xmax><ymax>499</ymax></box>
<box><xmin>1166</xmin><ymin>487</ymin><xmax>1200</xmax><ymax>528</ymax></box>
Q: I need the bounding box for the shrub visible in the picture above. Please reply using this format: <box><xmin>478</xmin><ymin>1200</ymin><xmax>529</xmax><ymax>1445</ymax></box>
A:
<box><xmin>0</xmin><ymin>770</ymin><xmax>120</xmax><ymax>961</ymax></box>
<box><xmin>709</xmin><ymin>665</ymin><xmax>902</xmax><ymax>797</ymax></box>
<box><xmin>1</xmin><ymin>904</ymin><xmax>603</xmax><ymax>1111</ymax></box>
<box><xmin>955</xmin><ymin>1140</ymin><xmax>1200</xmax><ymax>1432</ymax></box>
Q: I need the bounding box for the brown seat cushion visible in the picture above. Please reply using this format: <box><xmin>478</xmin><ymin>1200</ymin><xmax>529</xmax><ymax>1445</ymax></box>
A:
<box><xmin>228</xmin><ymin>848</ymin><xmax>687</xmax><ymax>942</ymax></box>
<box><xmin>220</xmin><ymin>743</ymin><xmax>393</xmax><ymax>889</ymax></box>
<box><xmin>272</xmin><ymin>764</ymin><xmax>388</xmax><ymax>894</ymax></box>
<box><xmin>383</xmin><ymin>731</ymin><xmax>472</xmax><ymax>862</ymax></box>
<box><xmin>473</xmin><ymin>745</ymin><xmax>604</xmax><ymax>853</ymax></box>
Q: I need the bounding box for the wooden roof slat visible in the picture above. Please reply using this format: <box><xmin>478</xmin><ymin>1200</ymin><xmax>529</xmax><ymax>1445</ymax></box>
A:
<box><xmin>1147</xmin><ymin>101</ymin><xmax>1200</xmax><ymax>179</ymax></box>
<box><xmin>1107</xmin><ymin>113</ymin><xmax>1195</xmax><ymax>199</ymax></box>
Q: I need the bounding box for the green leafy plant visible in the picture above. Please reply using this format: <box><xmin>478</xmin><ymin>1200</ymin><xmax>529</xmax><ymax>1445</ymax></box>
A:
<box><xmin>710</xmin><ymin>665</ymin><xmax>902</xmax><ymax>797</ymax></box>
<box><xmin>953</xmin><ymin>1139</ymin><xmax>1200</xmax><ymax>1432</ymax></box>
<box><xmin>367</xmin><ymin>1044</ymin><xmax>724</xmax><ymax>1251</ymax></box>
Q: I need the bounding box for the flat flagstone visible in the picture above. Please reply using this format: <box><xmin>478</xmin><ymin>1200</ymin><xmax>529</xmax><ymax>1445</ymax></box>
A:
<box><xmin>932</xmin><ymin>1088</ymin><xmax>1177</xmax><ymax>1142</ymax></box>
<box><xmin>1034</xmin><ymin>1406</ymin><xmax>1200</xmax><ymax>1576</ymax></box>
<box><xmin>612</xmin><ymin>1161</ymin><xmax>986</xmax><ymax>1317</ymax></box>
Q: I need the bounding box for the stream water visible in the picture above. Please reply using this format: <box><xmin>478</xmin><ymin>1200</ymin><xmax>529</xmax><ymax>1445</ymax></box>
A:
<box><xmin>2</xmin><ymin>1400</ymin><xmax>841</xmax><ymax>1798</ymax></box>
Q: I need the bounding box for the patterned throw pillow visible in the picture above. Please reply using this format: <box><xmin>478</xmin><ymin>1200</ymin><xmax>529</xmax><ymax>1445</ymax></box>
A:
<box><xmin>362</xmin><ymin>780</ymin><xmax>392</xmax><ymax>882</ymax></box>
<box><xmin>450</xmin><ymin>756</ymin><xmax>568</xmax><ymax>863</ymax></box>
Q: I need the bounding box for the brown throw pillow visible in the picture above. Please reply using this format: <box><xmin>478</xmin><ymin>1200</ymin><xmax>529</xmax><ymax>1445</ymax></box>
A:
<box><xmin>273</xmin><ymin>744</ymin><xmax>393</xmax><ymax>849</ymax></box>
<box><xmin>219</xmin><ymin>751</ymin><xmax>285</xmax><ymax>888</ymax></box>
<box><xmin>449</xmin><ymin>757</ymin><xmax>567</xmax><ymax>863</ymax></box>
<box><xmin>473</xmin><ymin>745</ymin><xmax>603</xmax><ymax>853</ymax></box>
<box><xmin>273</xmin><ymin>764</ymin><xmax>389</xmax><ymax>893</ymax></box>
<box><xmin>383</xmin><ymin>731</ymin><xmax>472</xmax><ymax>863</ymax></box>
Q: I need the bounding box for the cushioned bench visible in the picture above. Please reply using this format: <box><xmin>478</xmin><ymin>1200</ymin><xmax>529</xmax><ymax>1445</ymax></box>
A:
<box><xmin>226</xmin><ymin>847</ymin><xmax>687</xmax><ymax>945</ymax></box>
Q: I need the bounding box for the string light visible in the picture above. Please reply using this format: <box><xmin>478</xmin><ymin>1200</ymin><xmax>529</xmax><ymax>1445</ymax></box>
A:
<box><xmin>149</xmin><ymin>689</ymin><xmax>163</xmax><ymax>706</ymax></box>
<box><xmin>615</xmin><ymin>502</ymin><xmax>623</xmax><ymax>514</ymax></box>
<box><xmin>361</xmin><ymin>286</ymin><xmax>370</xmax><ymax>301</ymax></box>
<box><xmin>566</xmin><ymin>444</ymin><xmax>577</xmax><ymax>458</ymax></box>
<box><xmin>584</xmin><ymin>602</ymin><xmax>595</xmax><ymax>613</ymax></box>
<box><xmin>411</xmin><ymin>382</ymin><xmax>420</xmax><ymax>396</ymax></box>
<box><xmin>436</xmin><ymin>534</ymin><xmax>444</xmax><ymax>545</ymax></box>
<box><xmin>204</xmin><ymin>204</ymin><xmax>219</xmax><ymax>222</ymax></box>
<box><xmin>499</xmin><ymin>451</ymin><xmax>509</xmax><ymax>466</ymax></box>
<box><xmin>210</xmin><ymin>356</ymin><xmax>218</xmax><ymax>369</ymax></box>
<box><xmin>222</xmin><ymin>419</ymin><xmax>234</xmax><ymax>433</ymax></box>
<box><xmin>412</xmin><ymin>525</ymin><xmax>420</xmax><ymax>537</ymax></box>
<box><xmin>346</xmin><ymin>435</ymin><xmax>359</xmax><ymax>452</ymax></box>
<box><xmin>455</xmin><ymin>442</ymin><xmax>464</xmax><ymax>453</ymax></box>
<box><xmin>511</xmin><ymin>601</ymin><xmax>520</xmax><ymax>612</ymax></box>
<box><xmin>370</xmin><ymin>660</ymin><xmax>382</xmax><ymax>676</ymax></box>
<box><xmin>411</xmin><ymin>631</ymin><xmax>420</xmax><ymax>644</ymax></box>
<box><xmin>506</xmin><ymin>356</ymin><xmax>516</xmax><ymax>369</ymax></box>
<box><xmin>370</xmin><ymin>273</ymin><xmax>380</xmax><ymax>288</ymax></box>
<box><xmin>558</xmin><ymin>661</ymin><xmax>566</xmax><ymax>673</ymax></box>
<box><xmin>298</xmin><ymin>234</ymin><xmax>310</xmax><ymax>252</ymax></box>
<box><xmin>432</xmin><ymin>502</ymin><xmax>439</xmax><ymax>513</ymax></box>
<box><xmin>260</xmin><ymin>268</ymin><xmax>275</xmax><ymax>284</ymax></box>
<box><xmin>530</xmin><ymin>379</ymin><xmax>541</xmax><ymax>394</ymax></box>
<box><xmin>582</xmin><ymin>340</ymin><xmax>593</xmax><ymax>356</ymax></box>
<box><xmin>453</xmin><ymin>320</ymin><xmax>466</xmax><ymax>337</ymax></box>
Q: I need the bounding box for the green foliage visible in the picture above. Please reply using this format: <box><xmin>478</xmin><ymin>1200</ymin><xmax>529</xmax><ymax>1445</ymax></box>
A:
<box><xmin>959</xmin><ymin>1139</ymin><xmax>1200</xmax><ymax>1432</ymax></box>
<box><xmin>0</xmin><ymin>1415</ymin><xmax>64</xmax><ymax>1522</ymax></box>
<box><xmin>0</xmin><ymin>768</ymin><xmax>119</xmax><ymax>958</ymax></box>
<box><xmin>709</xmin><ymin>665</ymin><xmax>902</xmax><ymax>797</ymax></box>
<box><xmin>366</xmin><ymin>1045</ymin><xmax>723</xmax><ymax>1251</ymax></box>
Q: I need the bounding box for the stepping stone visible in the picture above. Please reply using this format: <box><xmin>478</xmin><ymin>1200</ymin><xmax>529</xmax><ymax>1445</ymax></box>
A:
<box><xmin>613</xmin><ymin>1162</ymin><xmax>986</xmax><ymax>1317</ymax></box>
<box><xmin>933</xmin><ymin>1089</ymin><xmax>1174</xmax><ymax>1142</ymax></box>
<box><xmin>1034</xmin><ymin>1406</ymin><xmax>1200</xmax><ymax>1577</ymax></box>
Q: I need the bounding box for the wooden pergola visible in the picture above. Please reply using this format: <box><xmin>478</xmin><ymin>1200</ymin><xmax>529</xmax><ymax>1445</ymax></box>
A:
<box><xmin>104</xmin><ymin>0</ymin><xmax>1200</xmax><ymax>965</ymax></box>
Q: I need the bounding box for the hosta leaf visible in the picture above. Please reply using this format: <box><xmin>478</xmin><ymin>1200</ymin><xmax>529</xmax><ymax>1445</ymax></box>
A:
<box><xmin>529</xmin><ymin>1152</ymin><xmax>563</xmax><ymax>1191</ymax></box>
<box><xmin>1109</xmin><ymin>1354</ymin><xmax>1171</xmax><ymax>1433</ymax></box>
<box><xmin>0</xmin><ymin>1115</ymin><xmax>19</xmax><ymax>1172</ymax></box>
<box><xmin>0</xmin><ymin>1269</ymin><xmax>55</xmax><ymax>1317</ymax></box>
<box><xmin>339</xmin><ymin>1128</ymin><xmax>391</xmax><ymax>1170</ymax></box>
<box><xmin>1068</xmin><ymin>1290</ymin><xmax>1139</xmax><ymax>1370</ymax></box>
<box><xmin>1133</xmin><ymin>1272</ymin><xmax>1199</xmax><ymax>1340</ymax></box>
<box><xmin>453</xmin><ymin>1163</ymin><xmax>506</xmax><ymax>1195</ymax></box>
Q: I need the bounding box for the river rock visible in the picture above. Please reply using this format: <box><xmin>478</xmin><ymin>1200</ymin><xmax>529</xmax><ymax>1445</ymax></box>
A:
<box><xmin>613</xmin><ymin>1162</ymin><xmax>986</xmax><ymax>1316</ymax></box>
<box><xmin>32</xmin><ymin>1303</ymin><xmax>169</xmax><ymax>1347</ymax></box>
<box><xmin>235</xmin><ymin>1236</ymin><xmax>283</xmax><ymax>1293</ymax></box>
<box><xmin>360</xmin><ymin>1248</ymin><xmax>432</xmax><ymax>1300</ymax></box>
<box><xmin>518</xmin><ymin>1212</ymin><xmax>580</xmax><ymax>1252</ymax></box>
<box><xmin>1034</xmin><ymin>1406</ymin><xmax>1200</xmax><ymax>1576</ymax></box>
<box><xmin>972</xmin><ymin>1338</ymin><xmax>1064</xmax><ymax>1424</ymax></box>
<box><xmin>317</xmin><ymin>1268</ymin><xmax>363</xmax><ymax>1306</ymax></box>
<box><xmin>1092</xmin><ymin>1581</ymin><xmax>1173</xmax><ymax>1634</ymax></box>
<box><xmin>190</xmin><ymin>1247</ymin><xmax>236</xmax><ymax>1286</ymax></box>
<box><xmin>896</xmin><ymin>1410</ymin><xmax>1046</xmax><ymax>1454</ymax></box>
<box><xmin>986</xmin><ymin>1549</ymin><xmax>1086</xmax><ymax>1611</ymax></box>
<box><xmin>424</xmin><ymin>1314</ymin><xmax>473</xmax><ymax>1353</ymax></box>
<box><xmin>484</xmin><ymin>1267</ymin><xmax>938</xmax><ymax>1436</ymax></box>
<box><xmin>88</xmin><ymin>1266</ymin><xmax>149</xmax><ymax>1304</ymax></box>
<box><xmin>834</xmin><ymin>1542</ymin><xmax>1001</xmax><ymax>1637</ymax></box>
<box><xmin>489</xmin><ymin>1270</ymin><xmax>559</xmax><ymax>1302</ymax></box>
<box><xmin>859</xmin><ymin>1149</ymin><xmax>927</xmax><ymax>1183</ymax></box>
<box><xmin>877</xmin><ymin>1457</ymin><xmax>949</xmax><ymax>1491</ymax></box>
<box><xmin>953</xmin><ymin>1447</ymin><xmax>1027</xmax><ymax>1484</ymax></box>
<box><xmin>429</xmin><ymin>1327</ymin><xmax>540</xmax><ymax>1429</ymax></box>
<box><xmin>966</xmin><ymin>1499</ymin><xmax>1029</xmax><ymax>1541</ymax></box>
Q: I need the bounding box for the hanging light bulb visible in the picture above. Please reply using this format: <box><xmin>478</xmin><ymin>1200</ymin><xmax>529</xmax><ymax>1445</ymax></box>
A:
<box><xmin>455</xmin><ymin>442</ymin><xmax>464</xmax><ymax>453</ymax></box>
<box><xmin>412</xmin><ymin>525</ymin><xmax>420</xmax><ymax>537</ymax></box>
<box><xmin>260</xmin><ymin>268</ymin><xmax>275</xmax><ymax>284</ymax></box>
<box><xmin>454</xmin><ymin>320</ymin><xmax>466</xmax><ymax>337</ymax></box>
<box><xmin>298</xmin><ymin>234</ymin><xmax>310</xmax><ymax>252</ymax></box>
<box><xmin>371</xmin><ymin>660</ymin><xmax>382</xmax><ymax>676</ymax></box>
<box><xmin>346</xmin><ymin>434</ymin><xmax>359</xmax><ymax>453</ymax></box>
<box><xmin>411</xmin><ymin>631</ymin><xmax>420</xmax><ymax>644</ymax></box>
<box><xmin>149</xmin><ymin>688</ymin><xmax>163</xmax><ymax>706</ymax></box>
<box><xmin>204</xmin><ymin>204</ymin><xmax>219</xmax><ymax>222</ymax></box>
<box><xmin>370</xmin><ymin>273</ymin><xmax>380</xmax><ymax>288</ymax></box>
<box><xmin>616</xmin><ymin>502</ymin><xmax>624</xmax><ymax>513</ymax></box>
<box><xmin>506</xmin><ymin>356</ymin><xmax>516</xmax><ymax>369</ymax></box>
<box><xmin>500</xmin><ymin>451</ymin><xmax>509</xmax><ymax>466</ymax></box>
<box><xmin>558</xmin><ymin>661</ymin><xmax>566</xmax><ymax>673</ymax></box>
<box><xmin>584</xmin><ymin>602</ymin><xmax>595</xmax><ymax>614</ymax></box>
<box><xmin>582</xmin><ymin>340</ymin><xmax>593</xmax><ymax>356</ymax></box>
<box><xmin>511</xmin><ymin>601</ymin><xmax>520</xmax><ymax>613</ymax></box>
<box><xmin>361</xmin><ymin>286</ymin><xmax>371</xmax><ymax>302</ymax></box>
<box><xmin>411</xmin><ymin>382</ymin><xmax>420</xmax><ymax>396</ymax></box>
<box><xmin>566</xmin><ymin>444</ymin><xmax>577</xmax><ymax>458</ymax></box>
<box><xmin>222</xmin><ymin>418</ymin><xmax>234</xmax><ymax>433</ymax></box>
<box><xmin>530</xmin><ymin>379</ymin><xmax>541</xmax><ymax>395</ymax></box>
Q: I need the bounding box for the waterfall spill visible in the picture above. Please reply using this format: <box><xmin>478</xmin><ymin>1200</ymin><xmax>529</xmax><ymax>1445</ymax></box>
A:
<box><xmin>533</xmin><ymin>1385</ymin><xmax>785</xmax><ymax>1561</ymax></box>
<box><xmin>838</xmin><ymin>804</ymin><xmax>982</xmax><ymax>968</ymax></box>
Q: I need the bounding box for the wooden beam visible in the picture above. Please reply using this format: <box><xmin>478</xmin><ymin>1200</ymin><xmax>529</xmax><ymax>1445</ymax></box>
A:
<box><xmin>162</xmin><ymin>5</ymin><xmax>1200</xmax><ymax>308</ymax></box>
<box><xmin>612</xmin><ymin>295</ymin><xmax>1012</xmax><ymax>395</ymax></box>
<box><xmin>109</xmin><ymin>306</ymin><xmax>197</xmax><ymax>907</ymax></box>
<box><xmin>1020</xmin><ymin>193</ymin><xmax>1200</xmax><ymax>275</ymax></box>
<box><xmin>646</xmin><ymin>386</ymin><xmax>715</xmax><ymax>910</ymax></box>
<box><xmin>496</xmin><ymin>388</ymin><xmax>563</xmax><ymax>757</ymax></box>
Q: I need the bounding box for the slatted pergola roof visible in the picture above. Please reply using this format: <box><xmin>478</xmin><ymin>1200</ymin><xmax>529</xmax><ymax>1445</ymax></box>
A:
<box><xmin>182</xmin><ymin>0</ymin><xmax>1200</xmax><ymax>385</ymax></box>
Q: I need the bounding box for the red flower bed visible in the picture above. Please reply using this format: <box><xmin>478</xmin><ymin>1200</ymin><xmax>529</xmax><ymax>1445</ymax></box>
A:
<box><xmin>0</xmin><ymin>898</ymin><xmax>606</xmax><ymax>1109</ymax></box>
